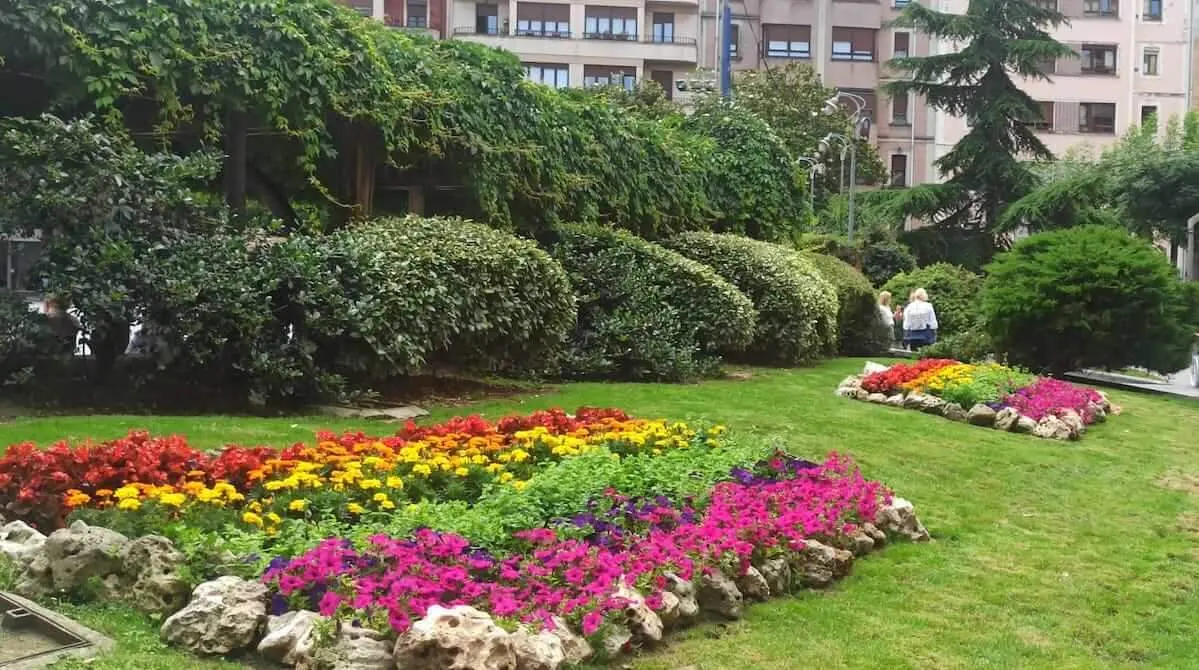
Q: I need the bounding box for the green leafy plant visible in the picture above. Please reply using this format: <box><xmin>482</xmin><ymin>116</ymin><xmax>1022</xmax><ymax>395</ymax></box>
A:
<box><xmin>919</xmin><ymin>328</ymin><xmax>995</xmax><ymax>363</ymax></box>
<box><xmin>303</xmin><ymin>215</ymin><xmax>576</xmax><ymax>379</ymax></box>
<box><xmin>981</xmin><ymin>225</ymin><xmax>1199</xmax><ymax>374</ymax></box>
<box><xmin>883</xmin><ymin>263</ymin><xmax>984</xmax><ymax>338</ymax></box>
<box><xmin>664</xmin><ymin>233</ymin><xmax>839</xmax><ymax>364</ymax></box>
<box><xmin>544</xmin><ymin>224</ymin><xmax>756</xmax><ymax>381</ymax></box>
<box><xmin>800</xmin><ymin>252</ymin><xmax>890</xmax><ymax>356</ymax></box>
<box><xmin>0</xmin><ymin>293</ymin><xmax>67</xmax><ymax>387</ymax></box>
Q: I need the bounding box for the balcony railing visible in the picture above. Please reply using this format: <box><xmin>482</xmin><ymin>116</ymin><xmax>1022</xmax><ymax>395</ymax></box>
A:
<box><xmin>453</xmin><ymin>26</ymin><xmax>698</xmax><ymax>46</ymax></box>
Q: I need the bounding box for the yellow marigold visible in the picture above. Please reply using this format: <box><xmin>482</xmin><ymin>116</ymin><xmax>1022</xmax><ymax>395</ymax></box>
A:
<box><xmin>358</xmin><ymin>478</ymin><xmax>382</xmax><ymax>490</ymax></box>
<box><xmin>266</xmin><ymin>513</ymin><xmax>282</xmax><ymax>525</ymax></box>
<box><xmin>114</xmin><ymin>486</ymin><xmax>140</xmax><ymax>500</ymax></box>
<box><xmin>242</xmin><ymin>512</ymin><xmax>264</xmax><ymax>527</ymax></box>
<box><xmin>158</xmin><ymin>493</ymin><xmax>186</xmax><ymax>508</ymax></box>
<box><xmin>95</xmin><ymin>489</ymin><xmax>114</xmax><ymax>498</ymax></box>
<box><xmin>412</xmin><ymin>464</ymin><xmax>432</xmax><ymax>476</ymax></box>
<box><xmin>64</xmin><ymin>489</ymin><xmax>91</xmax><ymax>507</ymax></box>
<box><xmin>386</xmin><ymin>476</ymin><xmax>404</xmax><ymax>489</ymax></box>
<box><xmin>288</xmin><ymin>499</ymin><xmax>307</xmax><ymax>512</ymax></box>
<box><xmin>454</xmin><ymin>467</ymin><xmax>470</xmax><ymax>477</ymax></box>
<box><xmin>372</xmin><ymin>492</ymin><xmax>389</xmax><ymax>503</ymax></box>
<box><xmin>498</xmin><ymin>472</ymin><xmax>515</xmax><ymax>483</ymax></box>
<box><xmin>117</xmin><ymin>498</ymin><xmax>141</xmax><ymax>511</ymax></box>
<box><xmin>511</xmin><ymin>480</ymin><xmax>529</xmax><ymax>491</ymax></box>
<box><xmin>347</xmin><ymin>503</ymin><xmax>365</xmax><ymax>515</ymax></box>
<box><xmin>249</xmin><ymin>501</ymin><xmax>263</xmax><ymax>513</ymax></box>
<box><xmin>486</xmin><ymin>463</ymin><xmax>504</xmax><ymax>474</ymax></box>
<box><xmin>380</xmin><ymin>500</ymin><xmax>395</xmax><ymax>510</ymax></box>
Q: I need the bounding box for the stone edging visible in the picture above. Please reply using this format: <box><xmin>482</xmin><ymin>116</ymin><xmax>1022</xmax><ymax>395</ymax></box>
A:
<box><xmin>835</xmin><ymin>372</ymin><xmax>1113</xmax><ymax>441</ymax></box>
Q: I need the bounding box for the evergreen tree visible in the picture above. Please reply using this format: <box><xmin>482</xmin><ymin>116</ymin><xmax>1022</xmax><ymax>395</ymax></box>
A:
<box><xmin>883</xmin><ymin>0</ymin><xmax>1073</xmax><ymax>231</ymax></box>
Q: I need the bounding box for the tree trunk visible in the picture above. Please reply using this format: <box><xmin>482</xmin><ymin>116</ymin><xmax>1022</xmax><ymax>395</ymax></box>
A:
<box><xmin>223</xmin><ymin>110</ymin><xmax>248</xmax><ymax>217</ymax></box>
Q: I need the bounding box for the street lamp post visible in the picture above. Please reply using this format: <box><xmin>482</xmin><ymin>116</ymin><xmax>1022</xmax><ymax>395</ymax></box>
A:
<box><xmin>821</xmin><ymin>91</ymin><xmax>871</xmax><ymax>243</ymax></box>
<box><xmin>797</xmin><ymin>156</ymin><xmax>819</xmax><ymax>215</ymax></box>
<box><xmin>819</xmin><ymin>133</ymin><xmax>857</xmax><ymax>242</ymax></box>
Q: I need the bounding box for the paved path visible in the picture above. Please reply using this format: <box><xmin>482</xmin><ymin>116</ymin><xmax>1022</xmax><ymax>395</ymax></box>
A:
<box><xmin>1065</xmin><ymin>367</ymin><xmax>1199</xmax><ymax>400</ymax></box>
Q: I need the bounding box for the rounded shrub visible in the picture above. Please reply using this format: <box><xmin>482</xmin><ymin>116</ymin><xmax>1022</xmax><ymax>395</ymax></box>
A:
<box><xmin>981</xmin><ymin>225</ymin><xmax>1199</xmax><ymax>374</ymax></box>
<box><xmin>882</xmin><ymin>262</ymin><xmax>983</xmax><ymax>337</ymax></box>
<box><xmin>0</xmin><ymin>293</ymin><xmax>64</xmax><ymax>386</ymax></box>
<box><xmin>860</xmin><ymin>238</ymin><xmax>916</xmax><ymax>287</ymax></box>
<box><xmin>801</xmin><ymin>251</ymin><xmax>891</xmax><ymax>356</ymax></box>
<box><xmin>544</xmin><ymin>224</ymin><xmax>756</xmax><ymax>381</ymax></box>
<box><xmin>305</xmin><ymin>216</ymin><xmax>576</xmax><ymax>378</ymax></box>
<box><xmin>663</xmin><ymin>232</ymin><xmax>838</xmax><ymax>364</ymax></box>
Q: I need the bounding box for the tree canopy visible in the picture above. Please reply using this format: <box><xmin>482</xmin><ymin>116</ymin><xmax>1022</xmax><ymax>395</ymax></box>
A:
<box><xmin>884</xmin><ymin>0</ymin><xmax>1072</xmax><ymax>231</ymax></box>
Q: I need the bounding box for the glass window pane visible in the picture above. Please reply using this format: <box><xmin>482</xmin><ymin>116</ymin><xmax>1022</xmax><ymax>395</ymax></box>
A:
<box><xmin>586</xmin><ymin>17</ymin><xmax>597</xmax><ymax>33</ymax></box>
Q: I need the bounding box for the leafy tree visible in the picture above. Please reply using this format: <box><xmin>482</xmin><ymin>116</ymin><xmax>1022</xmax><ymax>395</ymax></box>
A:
<box><xmin>1115</xmin><ymin>151</ymin><xmax>1199</xmax><ymax>260</ymax></box>
<box><xmin>884</xmin><ymin>0</ymin><xmax>1073</xmax><ymax>231</ymax></box>
<box><xmin>882</xmin><ymin>263</ymin><xmax>984</xmax><ymax>337</ymax></box>
<box><xmin>733</xmin><ymin>64</ymin><xmax>886</xmax><ymax>195</ymax></box>
<box><xmin>982</xmin><ymin>225</ymin><xmax>1199</xmax><ymax>374</ymax></box>
<box><xmin>681</xmin><ymin>99</ymin><xmax>808</xmax><ymax>242</ymax></box>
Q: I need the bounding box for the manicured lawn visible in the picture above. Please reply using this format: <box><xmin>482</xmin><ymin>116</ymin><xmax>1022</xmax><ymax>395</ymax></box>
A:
<box><xmin>7</xmin><ymin>359</ymin><xmax>1199</xmax><ymax>669</ymax></box>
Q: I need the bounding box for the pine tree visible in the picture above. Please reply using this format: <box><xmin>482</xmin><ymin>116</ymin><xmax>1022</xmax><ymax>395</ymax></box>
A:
<box><xmin>883</xmin><ymin>0</ymin><xmax>1073</xmax><ymax>231</ymax></box>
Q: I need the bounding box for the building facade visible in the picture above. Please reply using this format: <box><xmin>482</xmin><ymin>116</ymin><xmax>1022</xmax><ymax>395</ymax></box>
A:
<box><xmin>339</xmin><ymin>0</ymin><xmax>1194</xmax><ymax>190</ymax></box>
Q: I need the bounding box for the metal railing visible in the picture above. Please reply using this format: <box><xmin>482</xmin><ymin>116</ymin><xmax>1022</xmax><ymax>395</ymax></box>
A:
<box><xmin>452</xmin><ymin>26</ymin><xmax>697</xmax><ymax>45</ymax></box>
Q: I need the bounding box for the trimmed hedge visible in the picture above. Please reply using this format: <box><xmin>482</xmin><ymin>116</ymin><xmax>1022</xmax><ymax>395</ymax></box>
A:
<box><xmin>801</xmin><ymin>251</ymin><xmax>890</xmax><ymax>356</ymax></box>
<box><xmin>663</xmin><ymin>232</ymin><xmax>838</xmax><ymax>365</ymax></box>
<box><xmin>982</xmin><ymin>225</ymin><xmax>1199</xmax><ymax>374</ymax></box>
<box><xmin>882</xmin><ymin>263</ymin><xmax>983</xmax><ymax>338</ymax></box>
<box><xmin>544</xmin><ymin>224</ymin><xmax>756</xmax><ymax>380</ymax></box>
<box><xmin>303</xmin><ymin>216</ymin><xmax>576</xmax><ymax>379</ymax></box>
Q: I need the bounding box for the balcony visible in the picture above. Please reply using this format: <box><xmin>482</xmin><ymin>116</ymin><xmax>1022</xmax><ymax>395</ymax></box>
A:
<box><xmin>453</xmin><ymin>28</ymin><xmax>698</xmax><ymax>64</ymax></box>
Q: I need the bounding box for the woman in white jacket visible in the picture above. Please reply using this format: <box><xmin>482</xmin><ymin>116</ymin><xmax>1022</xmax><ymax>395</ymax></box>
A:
<box><xmin>902</xmin><ymin>288</ymin><xmax>938</xmax><ymax>351</ymax></box>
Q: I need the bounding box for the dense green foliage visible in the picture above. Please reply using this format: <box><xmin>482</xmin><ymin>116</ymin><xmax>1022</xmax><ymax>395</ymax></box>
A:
<box><xmin>544</xmin><ymin>224</ymin><xmax>756</xmax><ymax>381</ymax></box>
<box><xmin>861</xmin><ymin>237</ymin><xmax>918</xmax><ymax>287</ymax></box>
<box><xmin>919</xmin><ymin>328</ymin><xmax>996</xmax><ymax>364</ymax></box>
<box><xmin>664</xmin><ymin>233</ymin><xmax>838</xmax><ymax>365</ymax></box>
<box><xmin>681</xmin><ymin>99</ymin><xmax>807</xmax><ymax>242</ymax></box>
<box><xmin>981</xmin><ymin>226</ymin><xmax>1199</xmax><ymax>374</ymax></box>
<box><xmin>899</xmin><ymin>227</ymin><xmax>997</xmax><ymax>273</ymax></box>
<box><xmin>801</xmin><ymin>252</ymin><xmax>890</xmax><ymax>356</ymax></box>
<box><xmin>882</xmin><ymin>263</ymin><xmax>983</xmax><ymax>338</ymax></box>
<box><xmin>0</xmin><ymin>294</ymin><xmax>63</xmax><ymax>387</ymax></box>
<box><xmin>884</xmin><ymin>0</ymin><xmax>1072</xmax><ymax>231</ymax></box>
<box><xmin>315</xmin><ymin>216</ymin><xmax>576</xmax><ymax>379</ymax></box>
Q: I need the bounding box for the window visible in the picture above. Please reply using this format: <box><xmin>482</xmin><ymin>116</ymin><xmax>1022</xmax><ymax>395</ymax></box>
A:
<box><xmin>763</xmin><ymin>25</ymin><xmax>811</xmax><ymax>59</ymax></box>
<box><xmin>650</xmin><ymin>70</ymin><xmax>674</xmax><ymax>100</ymax></box>
<box><xmin>406</xmin><ymin>0</ymin><xmax>427</xmax><ymax>26</ymax></box>
<box><xmin>1141</xmin><ymin>105</ymin><xmax>1158</xmax><ymax>129</ymax></box>
<box><xmin>1032</xmin><ymin>0</ymin><xmax>1057</xmax><ymax>9</ymax></box>
<box><xmin>839</xmin><ymin>88</ymin><xmax>877</xmax><ymax>130</ymax></box>
<box><xmin>1</xmin><ymin>237</ymin><xmax>42</xmax><ymax>293</ymax></box>
<box><xmin>891</xmin><ymin>93</ymin><xmax>909</xmax><ymax>124</ymax></box>
<box><xmin>831</xmin><ymin>28</ymin><xmax>876</xmax><ymax>62</ymax></box>
<box><xmin>1081</xmin><ymin>44</ymin><xmax>1117</xmax><ymax>74</ymax></box>
<box><xmin>652</xmin><ymin>13</ymin><xmax>675</xmax><ymax>43</ymax></box>
<box><xmin>889</xmin><ymin>154</ymin><xmax>908</xmax><ymax>188</ymax></box>
<box><xmin>584</xmin><ymin>7</ymin><xmax>637</xmax><ymax>40</ymax></box>
<box><xmin>893</xmin><ymin>32</ymin><xmax>910</xmax><ymax>59</ymax></box>
<box><xmin>1143</xmin><ymin>0</ymin><xmax>1162</xmax><ymax>20</ymax></box>
<box><xmin>729</xmin><ymin>24</ymin><xmax>740</xmax><ymax>59</ymax></box>
<box><xmin>524</xmin><ymin>63</ymin><xmax>570</xmax><ymax>89</ymax></box>
<box><xmin>1038</xmin><ymin>57</ymin><xmax>1057</xmax><ymax>75</ymax></box>
<box><xmin>1084</xmin><ymin>0</ymin><xmax>1118</xmax><ymax>16</ymax></box>
<box><xmin>476</xmin><ymin>5</ymin><xmax>499</xmax><ymax>34</ymax></box>
<box><xmin>1142</xmin><ymin>46</ymin><xmax>1160</xmax><ymax>76</ymax></box>
<box><xmin>516</xmin><ymin>4</ymin><xmax>570</xmax><ymax>37</ymax></box>
<box><xmin>583</xmin><ymin>65</ymin><xmax>636</xmax><ymax>91</ymax></box>
<box><xmin>1024</xmin><ymin>100</ymin><xmax>1054</xmax><ymax>131</ymax></box>
<box><xmin>893</xmin><ymin>0</ymin><xmax>910</xmax><ymax>6</ymax></box>
<box><xmin>345</xmin><ymin>0</ymin><xmax>374</xmax><ymax>17</ymax></box>
<box><xmin>1079</xmin><ymin>102</ymin><xmax>1117</xmax><ymax>133</ymax></box>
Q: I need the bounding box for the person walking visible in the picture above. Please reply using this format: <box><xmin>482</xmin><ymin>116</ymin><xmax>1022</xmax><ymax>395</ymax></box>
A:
<box><xmin>902</xmin><ymin>288</ymin><xmax>938</xmax><ymax>351</ymax></box>
<box><xmin>877</xmin><ymin>291</ymin><xmax>895</xmax><ymax>346</ymax></box>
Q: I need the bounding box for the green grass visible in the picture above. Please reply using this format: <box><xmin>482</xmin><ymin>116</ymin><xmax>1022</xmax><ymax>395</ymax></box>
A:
<box><xmin>7</xmin><ymin>359</ymin><xmax>1199</xmax><ymax>669</ymax></box>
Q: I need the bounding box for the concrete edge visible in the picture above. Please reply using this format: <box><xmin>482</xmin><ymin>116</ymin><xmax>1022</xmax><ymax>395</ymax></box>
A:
<box><xmin>0</xmin><ymin>591</ymin><xmax>114</xmax><ymax>669</ymax></box>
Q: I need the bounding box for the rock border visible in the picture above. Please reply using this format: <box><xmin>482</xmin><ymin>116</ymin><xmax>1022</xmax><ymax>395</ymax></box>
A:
<box><xmin>147</xmin><ymin>499</ymin><xmax>931</xmax><ymax>669</ymax></box>
<box><xmin>835</xmin><ymin>365</ymin><xmax>1113</xmax><ymax>442</ymax></box>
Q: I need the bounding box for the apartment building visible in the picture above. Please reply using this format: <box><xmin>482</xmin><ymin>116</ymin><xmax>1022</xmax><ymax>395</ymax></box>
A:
<box><xmin>341</xmin><ymin>0</ymin><xmax>448</xmax><ymax>34</ymax></box>
<box><xmin>935</xmin><ymin>0</ymin><xmax>1191</xmax><ymax>163</ymax></box>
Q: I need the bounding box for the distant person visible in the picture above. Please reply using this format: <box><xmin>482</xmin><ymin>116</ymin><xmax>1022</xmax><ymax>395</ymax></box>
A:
<box><xmin>43</xmin><ymin>296</ymin><xmax>80</xmax><ymax>355</ymax></box>
<box><xmin>877</xmin><ymin>291</ymin><xmax>895</xmax><ymax>339</ymax></box>
<box><xmin>902</xmin><ymin>288</ymin><xmax>938</xmax><ymax>351</ymax></box>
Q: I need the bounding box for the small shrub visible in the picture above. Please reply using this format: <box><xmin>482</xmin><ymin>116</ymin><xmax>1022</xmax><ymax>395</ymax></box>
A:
<box><xmin>860</xmin><ymin>238</ymin><xmax>917</xmax><ymax>287</ymax></box>
<box><xmin>919</xmin><ymin>327</ymin><xmax>995</xmax><ymax>363</ymax></box>
<box><xmin>982</xmin><ymin>225</ymin><xmax>1199</xmax><ymax>374</ymax></box>
<box><xmin>800</xmin><ymin>251</ymin><xmax>890</xmax><ymax>355</ymax></box>
<box><xmin>545</xmin><ymin>225</ymin><xmax>756</xmax><ymax>380</ymax></box>
<box><xmin>663</xmin><ymin>232</ymin><xmax>838</xmax><ymax>364</ymax></box>
<box><xmin>0</xmin><ymin>293</ymin><xmax>65</xmax><ymax>386</ymax></box>
<box><xmin>306</xmin><ymin>216</ymin><xmax>576</xmax><ymax>379</ymax></box>
<box><xmin>882</xmin><ymin>263</ymin><xmax>983</xmax><ymax>337</ymax></box>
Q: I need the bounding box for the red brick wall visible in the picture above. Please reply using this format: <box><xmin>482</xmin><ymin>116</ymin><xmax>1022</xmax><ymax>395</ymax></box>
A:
<box><xmin>429</xmin><ymin>0</ymin><xmax>445</xmax><ymax>37</ymax></box>
<box><xmin>384</xmin><ymin>0</ymin><xmax>404</xmax><ymax>25</ymax></box>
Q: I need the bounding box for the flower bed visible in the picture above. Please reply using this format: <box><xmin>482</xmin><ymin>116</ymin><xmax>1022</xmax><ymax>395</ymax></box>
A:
<box><xmin>839</xmin><ymin>360</ymin><xmax>1115</xmax><ymax>441</ymax></box>
<box><xmin>0</xmin><ymin>408</ymin><xmax>723</xmax><ymax>532</ymax></box>
<box><xmin>262</xmin><ymin>452</ymin><xmax>910</xmax><ymax>642</ymax></box>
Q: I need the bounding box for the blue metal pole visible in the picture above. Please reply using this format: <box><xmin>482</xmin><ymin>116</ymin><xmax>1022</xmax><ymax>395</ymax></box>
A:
<box><xmin>720</xmin><ymin>1</ymin><xmax>732</xmax><ymax>98</ymax></box>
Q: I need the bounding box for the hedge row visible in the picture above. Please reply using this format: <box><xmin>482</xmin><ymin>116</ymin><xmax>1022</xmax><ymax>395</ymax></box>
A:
<box><xmin>3</xmin><ymin>220</ymin><xmax>897</xmax><ymax>401</ymax></box>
